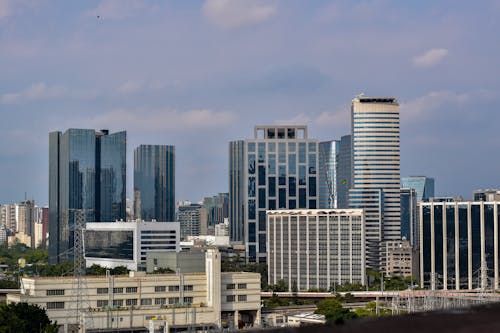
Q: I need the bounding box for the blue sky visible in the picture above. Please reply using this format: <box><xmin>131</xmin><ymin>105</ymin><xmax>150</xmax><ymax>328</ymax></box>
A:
<box><xmin>1</xmin><ymin>0</ymin><xmax>499</xmax><ymax>205</ymax></box>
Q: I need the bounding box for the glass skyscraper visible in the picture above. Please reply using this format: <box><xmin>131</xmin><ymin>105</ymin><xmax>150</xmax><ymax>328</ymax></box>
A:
<box><xmin>337</xmin><ymin>134</ymin><xmax>352</xmax><ymax>209</ymax></box>
<box><xmin>318</xmin><ymin>140</ymin><xmax>339</xmax><ymax>209</ymax></box>
<box><xmin>133</xmin><ymin>145</ymin><xmax>175</xmax><ymax>222</ymax></box>
<box><xmin>401</xmin><ymin>176</ymin><xmax>434</xmax><ymax>202</ymax></box>
<box><xmin>49</xmin><ymin>129</ymin><xmax>126</xmax><ymax>264</ymax></box>
<box><xmin>229</xmin><ymin>125</ymin><xmax>319</xmax><ymax>263</ymax></box>
<box><xmin>349</xmin><ymin>96</ymin><xmax>401</xmax><ymax>270</ymax></box>
<box><xmin>400</xmin><ymin>188</ymin><xmax>417</xmax><ymax>246</ymax></box>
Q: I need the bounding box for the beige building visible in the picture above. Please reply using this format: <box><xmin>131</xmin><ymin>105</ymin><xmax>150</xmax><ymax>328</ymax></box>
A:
<box><xmin>7</xmin><ymin>249</ymin><xmax>261</xmax><ymax>332</ymax></box>
<box><xmin>384</xmin><ymin>239</ymin><xmax>414</xmax><ymax>277</ymax></box>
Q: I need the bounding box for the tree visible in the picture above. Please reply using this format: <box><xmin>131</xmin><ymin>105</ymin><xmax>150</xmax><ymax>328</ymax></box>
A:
<box><xmin>0</xmin><ymin>302</ymin><xmax>58</xmax><ymax>332</ymax></box>
<box><xmin>355</xmin><ymin>301</ymin><xmax>391</xmax><ymax>317</ymax></box>
<box><xmin>315</xmin><ymin>298</ymin><xmax>358</xmax><ymax>324</ymax></box>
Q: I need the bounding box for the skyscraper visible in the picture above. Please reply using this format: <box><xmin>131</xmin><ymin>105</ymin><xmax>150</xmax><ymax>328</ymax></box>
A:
<box><xmin>229</xmin><ymin>125</ymin><xmax>319</xmax><ymax>263</ymax></box>
<box><xmin>337</xmin><ymin>135</ymin><xmax>352</xmax><ymax>209</ymax></box>
<box><xmin>134</xmin><ymin>145</ymin><xmax>175</xmax><ymax>222</ymax></box>
<box><xmin>203</xmin><ymin>193</ymin><xmax>229</xmax><ymax>234</ymax></box>
<box><xmin>401</xmin><ymin>176</ymin><xmax>435</xmax><ymax>202</ymax></box>
<box><xmin>400</xmin><ymin>188</ymin><xmax>417</xmax><ymax>246</ymax></box>
<box><xmin>49</xmin><ymin>129</ymin><xmax>126</xmax><ymax>264</ymax></box>
<box><xmin>318</xmin><ymin>140</ymin><xmax>339</xmax><ymax>209</ymax></box>
<box><xmin>349</xmin><ymin>96</ymin><xmax>401</xmax><ymax>270</ymax></box>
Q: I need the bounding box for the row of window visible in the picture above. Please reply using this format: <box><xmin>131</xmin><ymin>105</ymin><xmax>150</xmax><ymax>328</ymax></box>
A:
<box><xmin>226</xmin><ymin>283</ymin><xmax>247</xmax><ymax>290</ymax></box>
<box><xmin>95</xmin><ymin>296</ymin><xmax>194</xmax><ymax>308</ymax></box>
<box><xmin>226</xmin><ymin>295</ymin><xmax>247</xmax><ymax>302</ymax></box>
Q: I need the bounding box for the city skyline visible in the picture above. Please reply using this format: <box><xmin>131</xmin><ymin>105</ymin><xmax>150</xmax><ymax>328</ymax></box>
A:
<box><xmin>1</xmin><ymin>1</ymin><xmax>500</xmax><ymax>204</ymax></box>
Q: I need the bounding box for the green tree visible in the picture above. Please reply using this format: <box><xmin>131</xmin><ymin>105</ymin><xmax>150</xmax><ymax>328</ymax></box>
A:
<box><xmin>0</xmin><ymin>302</ymin><xmax>58</xmax><ymax>332</ymax></box>
<box><xmin>315</xmin><ymin>298</ymin><xmax>358</xmax><ymax>324</ymax></box>
<box><xmin>355</xmin><ymin>301</ymin><xmax>391</xmax><ymax>317</ymax></box>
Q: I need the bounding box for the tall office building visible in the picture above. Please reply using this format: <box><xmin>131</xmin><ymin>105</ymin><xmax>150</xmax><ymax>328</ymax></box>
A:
<box><xmin>49</xmin><ymin>129</ymin><xmax>126</xmax><ymax>264</ymax></box>
<box><xmin>229</xmin><ymin>125</ymin><xmax>319</xmax><ymax>263</ymax></box>
<box><xmin>178</xmin><ymin>203</ymin><xmax>205</xmax><ymax>239</ymax></box>
<box><xmin>203</xmin><ymin>193</ymin><xmax>229</xmax><ymax>234</ymax></box>
<box><xmin>337</xmin><ymin>135</ymin><xmax>352</xmax><ymax>209</ymax></box>
<box><xmin>400</xmin><ymin>188</ymin><xmax>417</xmax><ymax>246</ymax></box>
<box><xmin>134</xmin><ymin>145</ymin><xmax>175</xmax><ymax>222</ymax></box>
<box><xmin>349</xmin><ymin>96</ymin><xmax>401</xmax><ymax>270</ymax></box>
<box><xmin>401</xmin><ymin>176</ymin><xmax>434</xmax><ymax>202</ymax></box>
<box><xmin>318</xmin><ymin>141</ymin><xmax>339</xmax><ymax>209</ymax></box>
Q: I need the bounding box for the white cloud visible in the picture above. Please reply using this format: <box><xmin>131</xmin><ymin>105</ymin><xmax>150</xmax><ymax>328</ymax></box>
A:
<box><xmin>87</xmin><ymin>0</ymin><xmax>145</xmax><ymax>20</ymax></box>
<box><xmin>203</xmin><ymin>0</ymin><xmax>276</xmax><ymax>28</ymax></box>
<box><xmin>412</xmin><ymin>48</ymin><xmax>449</xmax><ymax>67</ymax></box>
<box><xmin>400</xmin><ymin>90</ymin><xmax>470</xmax><ymax>122</ymax></box>
<box><xmin>117</xmin><ymin>80</ymin><xmax>143</xmax><ymax>94</ymax></box>
<box><xmin>86</xmin><ymin>108</ymin><xmax>238</xmax><ymax>131</ymax></box>
<box><xmin>1</xmin><ymin>82</ymin><xmax>67</xmax><ymax>104</ymax></box>
<box><xmin>276</xmin><ymin>108</ymin><xmax>348</xmax><ymax>128</ymax></box>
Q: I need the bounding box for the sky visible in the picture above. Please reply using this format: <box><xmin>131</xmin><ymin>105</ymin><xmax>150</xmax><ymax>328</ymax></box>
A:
<box><xmin>1</xmin><ymin>0</ymin><xmax>500</xmax><ymax>205</ymax></box>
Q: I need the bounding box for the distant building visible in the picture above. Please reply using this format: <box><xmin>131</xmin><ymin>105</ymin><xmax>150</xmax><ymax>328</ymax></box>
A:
<box><xmin>215</xmin><ymin>218</ymin><xmax>229</xmax><ymax>237</ymax></box>
<box><xmin>318</xmin><ymin>140</ymin><xmax>339</xmax><ymax>209</ymax></box>
<box><xmin>337</xmin><ymin>135</ymin><xmax>352</xmax><ymax>209</ymax></box>
<box><xmin>0</xmin><ymin>228</ymin><xmax>7</xmax><ymax>245</ymax></box>
<box><xmin>384</xmin><ymin>239</ymin><xmax>415</xmax><ymax>278</ymax></box>
<box><xmin>419</xmin><ymin>201</ymin><xmax>500</xmax><ymax>290</ymax></box>
<box><xmin>350</xmin><ymin>96</ymin><xmax>401</xmax><ymax>270</ymax></box>
<box><xmin>41</xmin><ymin>207</ymin><xmax>49</xmax><ymax>243</ymax></box>
<box><xmin>178</xmin><ymin>204</ymin><xmax>206</xmax><ymax>239</ymax></box>
<box><xmin>400</xmin><ymin>188</ymin><xmax>418</xmax><ymax>246</ymax></box>
<box><xmin>473</xmin><ymin>189</ymin><xmax>500</xmax><ymax>201</ymax></box>
<box><xmin>401</xmin><ymin>176</ymin><xmax>435</xmax><ymax>202</ymax></box>
<box><xmin>203</xmin><ymin>193</ymin><xmax>229</xmax><ymax>234</ymax></box>
<box><xmin>7</xmin><ymin>249</ymin><xmax>261</xmax><ymax>332</ymax></box>
<box><xmin>267</xmin><ymin>209</ymin><xmax>365</xmax><ymax>291</ymax></box>
<box><xmin>230</xmin><ymin>126</ymin><xmax>319</xmax><ymax>263</ymax></box>
<box><xmin>146</xmin><ymin>251</ymin><xmax>206</xmax><ymax>273</ymax></box>
<box><xmin>134</xmin><ymin>145</ymin><xmax>175</xmax><ymax>222</ymax></box>
<box><xmin>84</xmin><ymin>220</ymin><xmax>180</xmax><ymax>270</ymax></box>
<box><xmin>49</xmin><ymin>129</ymin><xmax>126</xmax><ymax>264</ymax></box>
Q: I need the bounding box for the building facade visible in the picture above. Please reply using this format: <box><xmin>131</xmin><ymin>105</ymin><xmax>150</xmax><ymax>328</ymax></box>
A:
<box><xmin>49</xmin><ymin>129</ymin><xmax>126</xmax><ymax>264</ymax></box>
<box><xmin>337</xmin><ymin>135</ymin><xmax>352</xmax><ymax>209</ymax></box>
<box><xmin>419</xmin><ymin>201</ymin><xmax>500</xmax><ymax>290</ymax></box>
<box><xmin>350</xmin><ymin>96</ymin><xmax>401</xmax><ymax>270</ymax></box>
<box><xmin>203</xmin><ymin>193</ymin><xmax>229</xmax><ymax>234</ymax></box>
<box><xmin>318</xmin><ymin>141</ymin><xmax>339</xmax><ymax>209</ymax></box>
<box><xmin>267</xmin><ymin>209</ymin><xmax>365</xmax><ymax>291</ymax></box>
<box><xmin>401</xmin><ymin>188</ymin><xmax>417</xmax><ymax>246</ymax></box>
<box><xmin>384</xmin><ymin>239</ymin><xmax>415</xmax><ymax>277</ymax></box>
<box><xmin>401</xmin><ymin>176</ymin><xmax>434</xmax><ymax>202</ymax></box>
<box><xmin>473</xmin><ymin>189</ymin><xmax>500</xmax><ymax>201</ymax></box>
<box><xmin>134</xmin><ymin>145</ymin><xmax>175</xmax><ymax>222</ymax></box>
<box><xmin>178</xmin><ymin>204</ymin><xmax>205</xmax><ymax>239</ymax></box>
<box><xmin>7</xmin><ymin>249</ymin><xmax>261</xmax><ymax>332</ymax></box>
<box><xmin>84</xmin><ymin>220</ymin><xmax>180</xmax><ymax>270</ymax></box>
<box><xmin>229</xmin><ymin>126</ymin><xmax>319</xmax><ymax>263</ymax></box>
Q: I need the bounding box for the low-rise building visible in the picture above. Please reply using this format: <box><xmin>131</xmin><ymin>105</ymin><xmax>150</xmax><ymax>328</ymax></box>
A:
<box><xmin>7</xmin><ymin>249</ymin><xmax>261</xmax><ymax>332</ymax></box>
<box><xmin>384</xmin><ymin>239</ymin><xmax>415</xmax><ymax>278</ymax></box>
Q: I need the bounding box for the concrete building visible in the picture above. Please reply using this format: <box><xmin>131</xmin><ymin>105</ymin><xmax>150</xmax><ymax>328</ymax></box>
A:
<box><xmin>84</xmin><ymin>221</ymin><xmax>180</xmax><ymax>270</ymax></box>
<box><xmin>267</xmin><ymin>209</ymin><xmax>365</xmax><ymax>291</ymax></box>
<box><xmin>229</xmin><ymin>125</ymin><xmax>320</xmax><ymax>263</ymax></box>
<box><xmin>134</xmin><ymin>145</ymin><xmax>175</xmax><ymax>222</ymax></box>
<box><xmin>419</xmin><ymin>201</ymin><xmax>500</xmax><ymax>290</ymax></box>
<box><xmin>49</xmin><ymin>129</ymin><xmax>127</xmax><ymax>264</ymax></box>
<box><xmin>146</xmin><ymin>251</ymin><xmax>206</xmax><ymax>273</ymax></box>
<box><xmin>384</xmin><ymin>239</ymin><xmax>414</xmax><ymax>277</ymax></box>
<box><xmin>203</xmin><ymin>193</ymin><xmax>229</xmax><ymax>235</ymax></box>
<box><xmin>7</xmin><ymin>249</ymin><xmax>261</xmax><ymax>332</ymax></box>
<box><xmin>473</xmin><ymin>189</ymin><xmax>500</xmax><ymax>202</ymax></box>
<box><xmin>178</xmin><ymin>204</ymin><xmax>206</xmax><ymax>239</ymax></box>
<box><xmin>401</xmin><ymin>176</ymin><xmax>435</xmax><ymax>202</ymax></box>
<box><xmin>350</xmin><ymin>96</ymin><xmax>401</xmax><ymax>270</ymax></box>
<box><xmin>215</xmin><ymin>218</ymin><xmax>229</xmax><ymax>237</ymax></box>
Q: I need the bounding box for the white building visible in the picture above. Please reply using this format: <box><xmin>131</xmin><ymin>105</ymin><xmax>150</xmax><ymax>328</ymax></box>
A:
<box><xmin>267</xmin><ymin>209</ymin><xmax>365</xmax><ymax>291</ymax></box>
<box><xmin>7</xmin><ymin>249</ymin><xmax>261</xmax><ymax>332</ymax></box>
<box><xmin>84</xmin><ymin>221</ymin><xmax>180</xmax><ymax>270</ymax></box>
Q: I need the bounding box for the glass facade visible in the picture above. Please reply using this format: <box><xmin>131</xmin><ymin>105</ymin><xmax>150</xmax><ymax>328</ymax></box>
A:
<box><xmin>421</xmin><ymin>201</ymin><xmax>500</xmax><ymax>290</ymax></box>
<box><xmin>318</xmin><ymin>141</ymin><xmax>339</xmax><ymax>209</ymax></box>
<box><xmin>84</xmin><ymin>230</ymin><xmax>134</xmax><ymax>260</ymax></box>
<box><xmin>134</xmin><ymin>145</ymin><xmax>175</xmax><ymax>222</ymax></box>
<box><xmin>229</xmin><ymin>126</ymin><xmax>319</xmax><ymax>263</ymax></box>
<box><xmin>337</xmin><ymin>135</ymin><xmax>352</xmax><ymax>209</ymax></box>
<box><xmin>400</xmin><ymin>188</ymin><xmax>417</xmax><ymax>245</ymax></box>
<box><xmin>401</xmin><ymin>176</ymin><xmax>435</xmax><ymax>202</ymax></box>
<box><xmin>48</xmin><ymin>129</ymin><xmax>126</xmax><ymax>264</ymax></box>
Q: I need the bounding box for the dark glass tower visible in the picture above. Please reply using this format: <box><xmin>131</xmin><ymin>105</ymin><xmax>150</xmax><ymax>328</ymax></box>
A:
<box><xmin>133</xmin><ymin>145</ymin><xmax>175</xmax><ymax>222</ymax></box>
<box><xmin>49</xmin><ymin>129</ymin><xmax>126</xmax><ymax>264</ymax></box>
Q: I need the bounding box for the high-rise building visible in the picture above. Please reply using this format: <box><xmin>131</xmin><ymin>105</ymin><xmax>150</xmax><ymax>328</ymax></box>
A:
<box><xmin>178</xmin><ymin>203</ymin><xmax>204</xmax><ymax>239</ymax></box>
<box><xmin>133</xmin><ymin>145</ymin><xmax>175</xmax><ymax>222</ymax></box>
<box><xmin>229</xmin><ymin>125</ymin><xmax>319</xmax><ymax>263</ymax></box>
<box><xmin>267</xmin><ymin>209</ymin><xmax>365</xmax><ymax>291</ymax></box>
<box><xmin>41</xmin><ymin>207</ymin><xmax>49</xmax><ymax>243</ymax></box>
<box><xmin>49</xmin><ymin>129</ymin><xmax>126</xmax><ymax>264</ymax></box>
<box><xmin>401</xmin><ymin>176</ymin><xmax>434</xmax><ymax>202</ymax></box>
<box><xmin>318</xmin><ymin>141</ymin><xmax>339</xmax><ymax>209</ymax></box>
<box><xmin>419</xmin><ymin>200</ymin><xmax>500</xmax><ymax>290</ymax></box>
<box><xmin>349</xmin><ymin>96</ymin><xmax>401</xmax><ymax>270</ymax></box>
<box><xmin>400</xmin><ymin>188</ymin><xmax>417</xmax><ymax>246</ymax></box>
<box><xmin>203</xmin><ymin>193</ymin><xmax>229</xmax><ymax>234</ymax></box>
<box><xmin>337</xmin><ymin>135</ymin><xmax>352</xmax><ymax>209</ymax></box>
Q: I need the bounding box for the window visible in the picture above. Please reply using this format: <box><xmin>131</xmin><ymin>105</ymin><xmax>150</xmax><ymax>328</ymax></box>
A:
<box><xmin>155</xmin><ymin>286</ymin><xmax>166</xmax><ymax>292</ymax></box>
<box><xmin>141</xmin><ymin>298</ymin><xmax>152</xmax><ymax>306</ymax></box>
<box><xmin>113</xmin><ymin>300</ymin><xmax>123</xmax><ymax>307</ymax></box>
<box><xmin>169</xmin><ymin>297</ymin><xmax>180</xmax><ymax>304</ymax></box>
<box><xmin>238</xmin><ymin>295</ymin><xmax>247</xmax><ymax>302</ymax></box>
<box><xmin>183</xmin><ymin>285</ymin><xmax>193</xmax><ymax>291</ymax></box>
<box><xmin>226</xmin><ymin>295</ymin><xmax>235</xmax><ymax>302</ymax></box>
<box><xmin>97</xmin><ymin>288</ymin><xmax>109</xmax><ymax>294</ymax></box>
<box><xmin>46</xmin><ymin>289</ymin><xmax>64</xmax><ymax>296</ymax></box>
<box><xmin>126</xmin><ymin>287</ymin><xmax>137</xmax><ymax>293</ymax></box>
<box><xmin>46</xmin><ymin>302</ymin><xmax>64</xmax><ymax>309</ymax></box>
<box><xmin>97</xmin><ymin>300</ymin><xmax>108</xmax><ymax>307</ymax></box>
<box><xmin>113</xmin><ymin>287</ymin><xmax>123</xmax><ymax>293</ymax></box>
<box><xmin>184</xmin><ymin>297</ymin><xmax>193</xmax><ymax>304</ymax></box>
<box><xmin>238</xmin><ymin>283</ymin><xmax>247</xmax><ymax>289</ymax></box>
<box><xmin>126</xmin><ymin>299</ymin><xmax>138</xmax><ymax>306</ymax></box>
<box><xmin>155</xmin><ymin>298</ymin><xmax>166</xmax><ymax>305</ymax></box>
<box><xmin>168</xmin><ymin>285</ymin><xmax>180</xmax><ymax>292</ymax></box>
<box><xmin>226</xmin><ymin>284</ymin><xmax>235</xmax><ymax>290</ymax></box>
